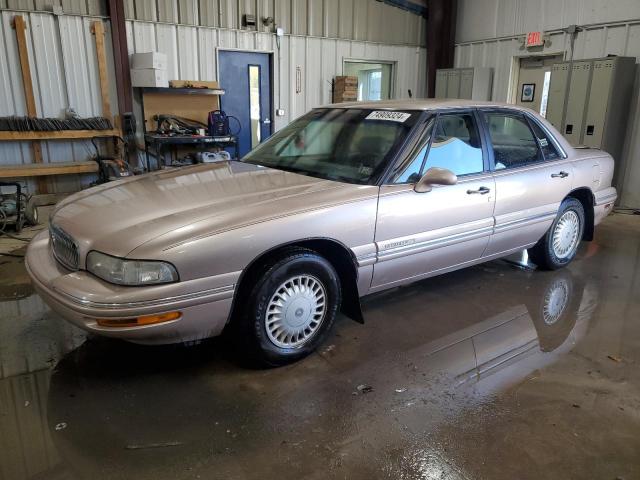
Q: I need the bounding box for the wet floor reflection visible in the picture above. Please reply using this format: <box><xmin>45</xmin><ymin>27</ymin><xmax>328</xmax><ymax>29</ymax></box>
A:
<box><xmin>0</xmin><ymin>248</ymin><xmax>600</xmax><ymax>480</ymax></box>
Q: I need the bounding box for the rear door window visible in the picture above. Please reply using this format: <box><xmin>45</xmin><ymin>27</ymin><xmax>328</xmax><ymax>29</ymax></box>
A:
<box><xmin>483</xmin><ymin>112</ymin><xmax>543</xmax><ymax>170</ymax></box>
<box><xmin>527</xmin><ymin>117</ymin><xmax>562</xmax><ymax>161</ymax></box>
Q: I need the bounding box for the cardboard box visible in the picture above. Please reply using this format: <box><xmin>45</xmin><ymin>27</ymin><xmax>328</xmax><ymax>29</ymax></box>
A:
<box><xmin>332</xmin><ymin>91</ymin><xmax>358</xmax><ymax>103</ymax></box>
<box><xmin>335</xmin><ymin>76</ymin><xmax>358</xmax><ymax>86</ymax></box>
<box><xmin>334</xmin><ymin>86</ymin><xmax>358</xmax><ymax>94</ymax></box>
<box><xmin>169</xmin><ymin>80</ymin><xmax>220</xmax><ymax>89</ymax></box>
<box><xmin>131</xmin><ymin>52</ymin><xmax>167</xmax><ymax>70</ymax></box>
<box><xmin>131</xmin><ymin>68</ymin><xmax>169</xmax><ymax>88</ymax></box>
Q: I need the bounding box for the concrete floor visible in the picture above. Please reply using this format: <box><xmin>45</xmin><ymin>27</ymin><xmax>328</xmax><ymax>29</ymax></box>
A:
<box><xmin>1</xmin><ymin>214</ymin><xmax>639</xmax><ymax>480</ymax></box>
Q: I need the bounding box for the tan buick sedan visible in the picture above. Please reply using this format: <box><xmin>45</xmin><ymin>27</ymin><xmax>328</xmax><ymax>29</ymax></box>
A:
<box><xmin>26</xmin><ymin>100</ymin><xmax>617</xmax><ymax>365</ymax></box>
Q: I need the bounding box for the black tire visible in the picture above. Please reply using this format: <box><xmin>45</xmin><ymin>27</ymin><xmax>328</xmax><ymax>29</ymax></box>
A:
<box><xmin>25</xmin><ymin>202</ymin><xmax>38</xmax><ymax>226</ymax></box>
<box><xmin>237</xmin><ymin>248</ymin><xmax>341</xmax><ymax>367</ymax></box>
<box><xmin>529</xmin><ymin>197</ymin><xmax>585</xmax><ymax>270</ymax></box>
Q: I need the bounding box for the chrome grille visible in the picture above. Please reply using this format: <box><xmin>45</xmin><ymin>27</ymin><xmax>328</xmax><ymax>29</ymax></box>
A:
<box><xmin>50</xmin><ymin>224</ymin><xmax>79</xmax><ymax>270</ymax></box>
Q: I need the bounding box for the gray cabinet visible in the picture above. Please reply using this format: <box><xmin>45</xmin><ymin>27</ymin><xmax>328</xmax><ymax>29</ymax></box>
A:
<box><xmin>584</xmin><ymin>58</ymin><xmax>635</xmax><ymax>156</ymax></box>
<box><xmin>434</xmin><ymin>67</ymin><xmax>493</xmax><ymax>100</ymax></box>
<box><xmin>545</xmin><ymin>56</ymin><xmax>636</xmax><ymax>167</ymax></box>
<box><xmin>546</xmin><ymin>63</ymin><xmax>569</xmax><ymax>131</ymax></box>
<box><xmin>563</xmin><ymin>61</ymin><xmax>592</xmax><ymax>146</ymax></box>
<box><xmin>435</xmin><ymin>70</ymin><xmax>448</xmax><ymax>98</ymax></box>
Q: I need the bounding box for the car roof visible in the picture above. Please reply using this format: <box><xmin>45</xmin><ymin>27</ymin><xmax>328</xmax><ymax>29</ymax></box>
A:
<box><xmin>323</xmin><ymin>98</ymin><xmax>532</xmax><ymax>112</ymax></box>
<box><xmin>321</xmin><ymin>98</ymin><xmax>576</xmax><ymax>157</ymax></box>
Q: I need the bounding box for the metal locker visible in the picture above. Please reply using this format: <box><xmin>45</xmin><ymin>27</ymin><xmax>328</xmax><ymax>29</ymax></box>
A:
<box><xmin>435</xmin><ymin>70</ymin><xmax>448</xmax><ymax>98</ymax></box>
<box><xmin>471</xmin><ymin>68</ymin><xmax>493</xmax><ymax>101</ymax></box>
<box><xmin>546</xmin><ymin>63</ymin><xmax>569</xmax><ymax>131</ymax></box>
<box><xmin>447</xmin><ymin>70</ymin><xmax>461</xmax><ymax>98</ymax></box>
<box><xmin>583</xmin><ymin>59</ymin><xmax>614</xmax><ymax>148</ymax></box>
<box><xmin>563</xmin><ymin>60</ymin><xmax>592</xmax><ymax>146</ymax></box>
<box><xmin>583</xmin><ymin>57</ymin><xmax>636</xmax><ymax>188</ymax></box>
<box><xmin>459</xmin><ymin>69</ymin><xmax>474</xmax><ymax>99</ymax></box>
<box><xmin>434</xmin><ymin>67</ymin><xmax>493</xmax><ymax>100</ymax></box>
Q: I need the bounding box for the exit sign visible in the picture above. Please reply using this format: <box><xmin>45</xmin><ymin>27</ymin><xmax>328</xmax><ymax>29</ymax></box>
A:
<box><xmin>526</xmin><ymin>31</ymin><xmax>544</xmax><ymax>47</ymax></box>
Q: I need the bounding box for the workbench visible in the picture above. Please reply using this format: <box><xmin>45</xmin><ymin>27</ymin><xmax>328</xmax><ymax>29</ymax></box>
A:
<box><xmin>143</xmin><ymin>134</ymin><xmax>239</xmax><ymax>171</ymax></box>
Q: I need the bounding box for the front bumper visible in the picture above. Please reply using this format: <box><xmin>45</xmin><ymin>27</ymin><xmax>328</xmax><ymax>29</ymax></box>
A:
<box><xmin>25</xmin><ymin>230</ymin><xmax>236</xmax><ymax>345</ymax></box>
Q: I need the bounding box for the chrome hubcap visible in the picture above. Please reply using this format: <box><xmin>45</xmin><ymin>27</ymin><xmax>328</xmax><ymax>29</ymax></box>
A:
<box><xmin>542</xmin><ymin>278</ymin><xmax>569</xmax><ymax>325</ymax></box>
<box><xmin>265</xmin><ymin>275</ymin><xmax>327</xmax><ymax>349</ymax></box>
<box><xmin>552</xmin><ymin>210</ymin><xmax>580</xmax><ymax>259</ymax></box>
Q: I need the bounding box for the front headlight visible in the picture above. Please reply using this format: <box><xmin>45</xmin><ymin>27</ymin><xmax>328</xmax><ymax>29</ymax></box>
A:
<box><xmin>86</xmin><ymin>251</ymin><xmax>179</xmax><ymax>286</ymax></box>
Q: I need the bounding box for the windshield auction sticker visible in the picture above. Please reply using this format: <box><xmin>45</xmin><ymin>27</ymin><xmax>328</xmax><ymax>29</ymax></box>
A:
<box><xmin>365</xmin><ymin>111</ymin><xmax>411</xmax><ymax>123</ymax></box>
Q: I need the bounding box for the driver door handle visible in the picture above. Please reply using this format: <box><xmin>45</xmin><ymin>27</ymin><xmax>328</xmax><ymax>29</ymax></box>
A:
<box><xmin>551</xmin><ymin>171</ymin><xmax>569</xmax><ymax>178</ymax></box>
<box><xmin>467</xmin><ymin>186</ymin><xmax>491</xmax><ymax>195</ymax></box>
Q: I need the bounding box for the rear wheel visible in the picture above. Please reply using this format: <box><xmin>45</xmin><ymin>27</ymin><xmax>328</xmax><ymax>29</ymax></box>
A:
<box><xmin>237</xmin><ymin>248</ymin><xmax>341</xmax><ymax>366</ymax></box>
<box><xmin>529</xmin><ymin>197</ymin><xmax>585</xmax><ymax>270</ymax></box>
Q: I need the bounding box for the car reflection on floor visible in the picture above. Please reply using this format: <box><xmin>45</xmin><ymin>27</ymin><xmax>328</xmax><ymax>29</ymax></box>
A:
<box><xmin>0</xmin><ymin>260</ymin><xmax>596</xmax><ymax>480</ymax></box>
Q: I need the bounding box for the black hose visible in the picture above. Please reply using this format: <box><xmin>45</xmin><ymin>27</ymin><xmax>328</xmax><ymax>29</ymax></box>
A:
<box><xmin>228</xmin><ymin>116</ymin><xmax>242</xmax><ymax>136</ymax></box>
<box><xmin>0</xmin><ymin>115</ymin><xmax>113</xmax><ymax>132</ymax></box>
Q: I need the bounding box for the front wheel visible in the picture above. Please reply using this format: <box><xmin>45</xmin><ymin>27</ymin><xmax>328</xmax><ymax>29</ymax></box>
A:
<box><xmin>238</xmin><ymin>248</ymin><xmax>341</xmax><ymax>366</ymax></box>
<box><xmin>529</xmin><ymin>197</ymin><xmax>585</xmax><ymax>270</ymax></box>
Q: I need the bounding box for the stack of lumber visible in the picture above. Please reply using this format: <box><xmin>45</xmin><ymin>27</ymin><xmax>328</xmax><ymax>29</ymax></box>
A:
<box><xmin>333</xmin><ymin>76</ymin><xmax>358</xmax><ymax>103</ymax></box>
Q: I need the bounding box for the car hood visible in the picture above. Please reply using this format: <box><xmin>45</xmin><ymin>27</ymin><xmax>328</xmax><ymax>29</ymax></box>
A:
<box><xmin>52</xmin><ymin>161</ymin><xmax>372</xmax><ymax>259</ymax></box>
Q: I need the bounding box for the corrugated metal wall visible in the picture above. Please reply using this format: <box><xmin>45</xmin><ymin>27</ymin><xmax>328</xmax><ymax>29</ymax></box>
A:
<box><xmin>126</xmin><ymin>19</ymin><xmax>427</xmax><ymax>132</ymax></box>
<box><xmin>0</xmin><ymin>0</ymin><xmax>426</xmax><ymax>194</ymax></box>
<box><xmin>122</xmin><ymin>0</ymin><xmax>427</xmax><ymax>47</ymax></box>
<box><xmin>0</xmin><ymin>9</ymin><xmax>118</xmax><ymax>194</ymax></box>
<box><xmin>454</xmin><ymin>0</ymin><xmax>640</xmax><ymax>208</ymax></box>
<box><xmin>0</xmin><ymin>0</ymin><xmax>106</xmax><ymax>16</ymax></box>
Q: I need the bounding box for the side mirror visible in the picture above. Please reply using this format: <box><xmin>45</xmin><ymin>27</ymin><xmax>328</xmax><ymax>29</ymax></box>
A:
<box><xmin>414</xmin><ymin>167</ymin><xmax>458</xmax><ymax>193</ymax></box>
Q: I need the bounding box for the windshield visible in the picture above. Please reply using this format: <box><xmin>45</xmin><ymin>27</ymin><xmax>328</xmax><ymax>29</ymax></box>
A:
<box><xmin>242</xmin><ymin>108</ymin><xmax>421</xmax><ymax>184</ymax></box>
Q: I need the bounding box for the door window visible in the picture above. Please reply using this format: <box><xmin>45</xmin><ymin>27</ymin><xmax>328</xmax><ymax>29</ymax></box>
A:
<box><xmin>484</xmin><ymin>112</ymin><xmax>542</xmax><ymax>170</ymax></box>
<box><xmin>527</xmin><ymin>117</ymin><xmax>562</xmax><ymax>161</ymax></box>
<box><xmin>392</xmin><ymin>112</ymin><xmax>484</xmax><ymax>183</ymax></box>
<box><xmin>248</xmin><ymin>65</ymin><xmax>262</xmax><ymax>149</ymax></box>
<box><xmin>392</xmin><ymin>117</ymin><xmax>435</xmax><ymax>183</ymax></box>
<box><xmin>423</xmin><ymin>113</ymin><xmax>484</xmax><ymax>176</ymax></box>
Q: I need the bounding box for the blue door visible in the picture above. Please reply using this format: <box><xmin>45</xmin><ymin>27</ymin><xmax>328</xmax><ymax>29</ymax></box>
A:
<box><xmin>219</xmin><ymin>51</ymin><xmax>272</xmax><ymax>157</ymax></box>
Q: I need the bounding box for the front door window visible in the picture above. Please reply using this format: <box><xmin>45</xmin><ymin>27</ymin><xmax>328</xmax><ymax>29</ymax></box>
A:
<box><xmin>425</xmin><ymin>113</ymin><xmax>484</xmax><ymax>176</ymax></box>
<box><xmin>392</xmin><ymin>111</ymin><xmax>484</xmax><ymax>184</ymax></box>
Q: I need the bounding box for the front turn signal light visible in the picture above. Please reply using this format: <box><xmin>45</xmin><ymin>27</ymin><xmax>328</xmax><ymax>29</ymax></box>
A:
<box><xmin>96</xmin><ymin>311</ymin><xmax>182</xmax><ymax>328</ymax></box>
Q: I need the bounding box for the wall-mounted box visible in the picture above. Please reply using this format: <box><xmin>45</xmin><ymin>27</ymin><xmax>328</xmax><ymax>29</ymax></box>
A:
<box><xmin>131</xmin><ymin>52</ymin><xmax>167</xmax><ymax>71</ymax></box>
<box><xmin>243</xmin><ymin>14</ymin><xmax>256</xmax><ymax>27</ymax></box>
<box><xmin>131</xmin><ymin>68</ymin><xmax>168</xmax><ymax>88</ymax></box>
<box><xmin>434</xmin><ymin>67</ymin><xmax>493</xmax><ymax>100</ymax></box>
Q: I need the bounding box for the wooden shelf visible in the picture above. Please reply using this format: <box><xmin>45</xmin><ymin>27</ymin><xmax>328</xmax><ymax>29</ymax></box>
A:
<box><xmin>141</xmin><ymin>87</ymin><xmax>225</xmax><ymax>95</ymax></box>
<box><xmin>0</xmin><ymin>161</ymin><xmax>98</xmax><ymax>178</ymax></box>
<box><xmin>0</xmin><ymin>129</ymin><xmax>120</xmax><ymax>141</ymax></box>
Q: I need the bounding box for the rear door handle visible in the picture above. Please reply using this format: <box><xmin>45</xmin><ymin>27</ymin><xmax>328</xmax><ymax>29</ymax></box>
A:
<box><xmin>467</xmin><ymin>186</ymin><xmax>491</xmax><ymax>195</ymax></box>
<box><xmin>551</xmin><ymin>171</ymin><xmax>569</xmax><ymax>178</ymax></box>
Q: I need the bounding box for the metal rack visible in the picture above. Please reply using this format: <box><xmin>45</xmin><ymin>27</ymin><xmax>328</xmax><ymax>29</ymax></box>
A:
<box><xmin>0</xmin><ymin>17</ymin><xmax>120</xmax><ymax>193</ymax></box>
